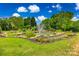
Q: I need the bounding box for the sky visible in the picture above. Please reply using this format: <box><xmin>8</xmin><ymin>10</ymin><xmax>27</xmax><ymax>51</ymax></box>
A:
<box><xmin>0</xmin><ymin>3</ymin><xmax>79</xmax><ymax>22</ymax></box>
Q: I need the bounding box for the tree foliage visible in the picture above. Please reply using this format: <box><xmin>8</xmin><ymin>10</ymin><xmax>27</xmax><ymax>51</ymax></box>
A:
<box><xmin>0</xmin><ymin>11</ymin><xmax>79</xmax><ymax>32</ymax></box>
<box><xmin>42</xmin><ymin>11</ymin><xmax>79</xmax><ymax>32</ymax></box>
<box><xmin>0</xmin><ymin>17</ymin><xmax>37</xmax><ymax>31</ymax></box>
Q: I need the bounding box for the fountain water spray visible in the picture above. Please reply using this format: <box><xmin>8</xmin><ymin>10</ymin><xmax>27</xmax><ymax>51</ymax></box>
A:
<box><xmin>37</xmin><ymin>24</ymin><xmax>45</xmax><ymax>35</ymax></box>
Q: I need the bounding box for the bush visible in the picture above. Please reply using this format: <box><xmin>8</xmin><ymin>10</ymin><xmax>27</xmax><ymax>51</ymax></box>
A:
<box><xmin>25</xmin><ymin>29</ymin><xmax>36</xmax><ymax>38</ymax></box>
<box><xmin>7</xmin><ymin>31</ymin><xmax>17</xmax><ymax>37</ymax></box>
<box><xmin>55</xmin><ymin>29</ymin><xmax>63</xmax><ymax>32</ymax></box>
<box><xmin>36</xmin><ymin>38</ymin><xmax>49</xmax><ymax>43</ymax></box>
<box><xmin>31</xmin><ymin>26</ymin><xmax>36</xmax><ymax>31</ymax></box>
<box><xmin>66</xmin><ymin>31</ymin><xmax>73</xmax><ymax>36</ymax></box>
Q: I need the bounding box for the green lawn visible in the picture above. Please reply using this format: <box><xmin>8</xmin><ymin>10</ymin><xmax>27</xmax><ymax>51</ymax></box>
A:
<box><xmin>0</xmin><ymin>37</ymin><xmax>73</xmax><ymax>56</ymax></box>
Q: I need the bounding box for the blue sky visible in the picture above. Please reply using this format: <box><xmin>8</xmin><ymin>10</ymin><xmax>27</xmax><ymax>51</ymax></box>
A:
<box><xmin>0</xmin><ymin>3</ymin><xmax>79</xmax><ymax>22</ymax></box>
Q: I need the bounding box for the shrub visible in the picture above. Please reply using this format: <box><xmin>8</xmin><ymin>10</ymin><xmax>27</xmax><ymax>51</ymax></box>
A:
<box><xmin>36</xmin><ymin>38</ymin><xmax>49</xmax><ymax>43</ymax></box>
<box><xmin>66</xmin><ymin>31</ymin><xmax>73</xmax><ymax>36</ymax></box>
<box><xmin>7</xmin><ymin>31</ymin><xmax>17</xmax><ymax>37</ymax></box>
<box><xmin>31</xmin><ymin>26</ymin><xmax>36</xmax><ymax>31</ymax></box>
<box><xmin>25</xmin><ymin>29</ymin><xmax>36</xmax><ymax>38</ymax></box>
<box><xmin>55</xmin><ymin>29</ymin><xmax>63</xmax><ymax>32</ymax></box>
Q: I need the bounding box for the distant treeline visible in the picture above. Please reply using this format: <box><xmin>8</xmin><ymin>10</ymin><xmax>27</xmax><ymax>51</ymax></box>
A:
<box><xmin>42</xmin><ymin>11</ymin><xmax>79</xmax><ymax>32</ymax></box>
<box><xmin>0</xmin><ymin>11</ymin><xmax>79</xmax><ymax>32</ymax></box>
<box><xmin>0</xmin><ymin>17</ymin><xmax>37</xmax><ymax>31</ymax></box>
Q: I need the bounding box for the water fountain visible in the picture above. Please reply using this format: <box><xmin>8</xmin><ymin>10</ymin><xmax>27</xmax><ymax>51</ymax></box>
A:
<box><xmin>29</xmin><ymin>23</ymin><xmax>58</xmax><ymax>43</ymax></box>
<box><xmin>29</xmin><ymin>19</ymin><xmax>75</xmax><ymax>43</ymax></box>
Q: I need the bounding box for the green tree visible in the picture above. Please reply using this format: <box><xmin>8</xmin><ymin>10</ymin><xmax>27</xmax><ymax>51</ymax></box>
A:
<box><xmin>24</xmin><ymin>17</ymin><xmax>36</xmax><ymax>30</ymax></box>
<box><xmin>51</xmin><ymin>11</ymin><xmax>73</xmax><ymax>31</ymax></box>
<box><xmin>72</xmin><ymin>20</ymin><xmax>79</xmax><ymax>32</ymax></box>
<box><xmin>9</xmin><ymin>17</ymin><xmax>24</xmax><ymax>30</ymax></box>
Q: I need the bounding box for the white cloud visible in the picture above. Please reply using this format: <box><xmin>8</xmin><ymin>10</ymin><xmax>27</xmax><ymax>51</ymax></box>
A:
<box><xmin>56</xmin><ymin>4</ymin><xmax>61</xmax><ymax>9</ymax></box>
<box><xmin>35</xmin><ymin>17</ymin><xmax>38</xmax><ymax>21</ymax></box>
<box><xmin>12</xmin><ymin>13</ymin><xmax>20</xmax><ymax>17</ymax></box>
<box><xmin>48</xmin><ymin>10</ymin><xmax>52</xmax><ymax>13</ymax></box>
<box><xmin>35</xmin><ymin>16</ymin><xmax>47</xmax><ymax>24</ymax></box>
<box><xmin>37</xmin><ymin>15</ymin><xmax>47</xmax><ymax>21</ymax></box>
<box><xmin>17</xmin><ymin>6</ymin><xmax>28</xmax><ymax>12</ymax></box>
<box><xmin>28</xmin><ymin>4</ymin><xmax>40</xmax><ymax>13</ymax></box>
<box><xmin>75</xmin><ymin>3</ymin><xmax>79</xmax><ymax>10</ymax></box>
<box><xmin>52</xmin><ymin>5</ymin><xmax>56</xmax><ymax>8</ymax></box>
<box><xmin>71</xmin><ymin>16</ymin><xmax>79</xmax><ymax>21</ymax></box>
<box><xmin>52</xmin><ymin>4</ymin><xmax>61</xmax><ymax>10</ymax></box>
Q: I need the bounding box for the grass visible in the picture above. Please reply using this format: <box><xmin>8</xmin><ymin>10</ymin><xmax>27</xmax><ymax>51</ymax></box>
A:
<box><xmin>0</xmin><ymin>37</ymin><xmax>73</xmax><ymax>56</ymax></box>
<box><xmin>0</xmin><ymin>31</ymin><xmax>78</xmax><ymax>56</ymax></box>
